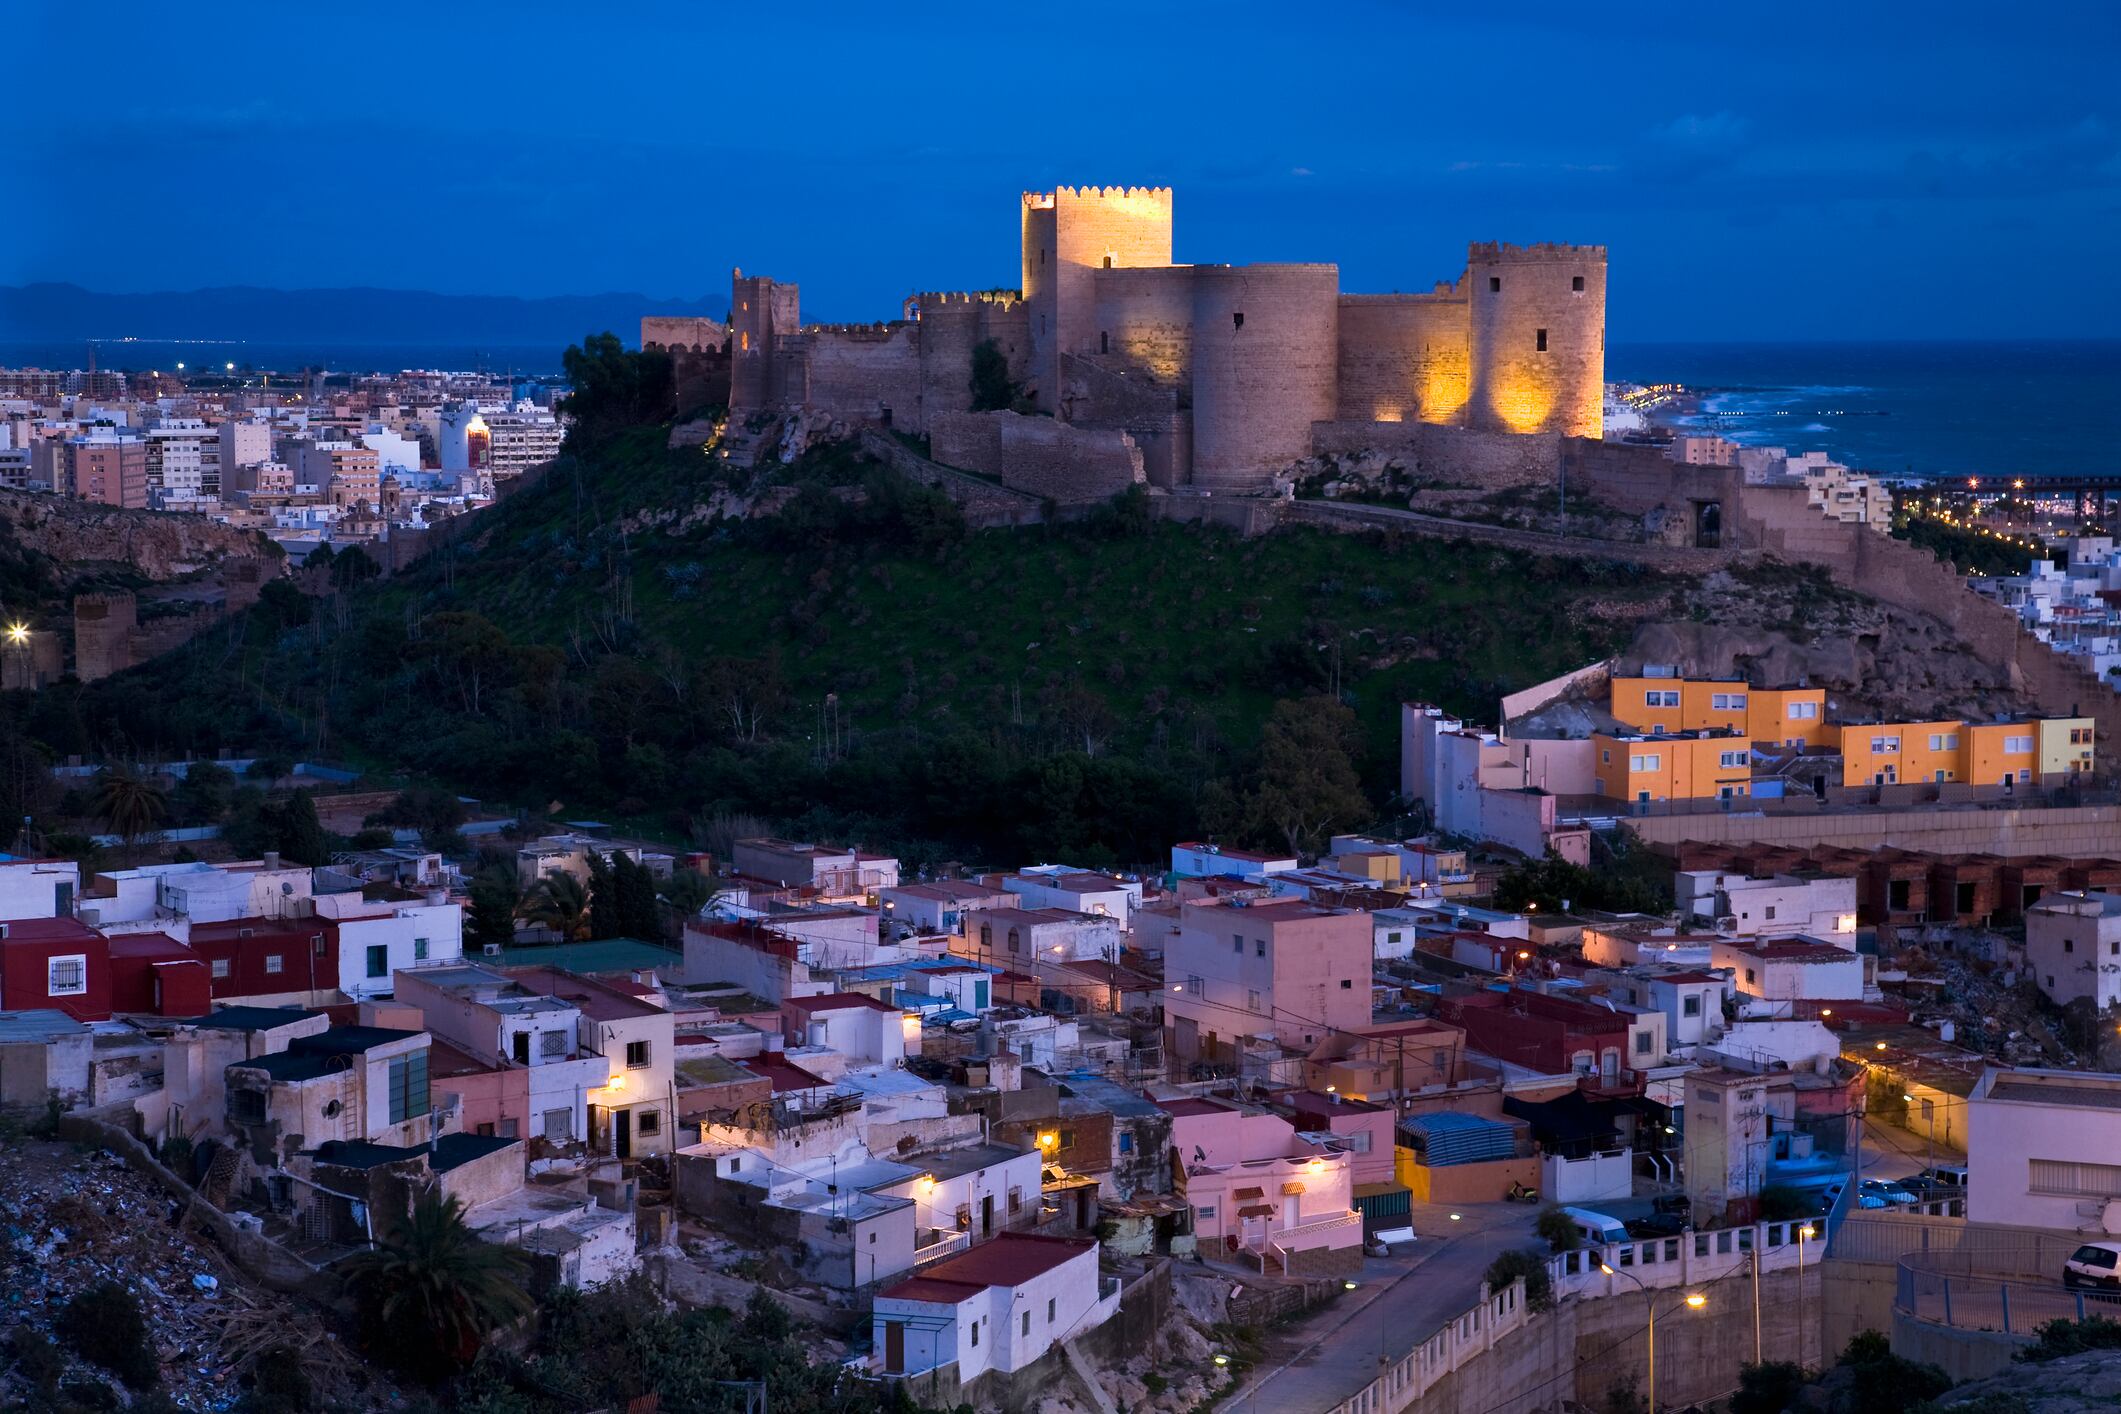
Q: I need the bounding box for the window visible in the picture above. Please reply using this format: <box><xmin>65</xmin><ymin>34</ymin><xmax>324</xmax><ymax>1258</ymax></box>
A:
<box><xmin>1683</xmin><ymin>995</ymin><xmax>1702</xmax><ymax>1017</ymax></box>
<box><xmin>1232</xmin><ymin>933</ymin><xmax>1242</xmax><ymax>953</ymax></box>
<box><xmin>1186</xmin><ymin>974</ymin><xmax>1204</xmax><ymax>995</ymax></box>
<box><xmin>626</xmin><ymin>1040</ymin><xmax>651</xmax><ymax>1068</ymax></box>
<box><xmin>1007</xmin><ymin>928</ymin><xmax>1021</xmax><ymax>954</ymax></box>
<box><xmin>1388</xmin><ymin>930</ymin><xmax>1403</xmax><ymax>944</ymax></box>
<box><xmin>387</xmin><ymin>1051</ymin><xmax>430</xmax><ymax>1125</ymax></box>
<box><xmin>1232</xmin><ymin>312</ymin><xmax>1244</xmax><ymax>331</ymax></box>
<box><xmin>1247</xmin><ymin>989</ymin><xmax>1262</xmax><ymax>1012</ymax></box>
<box><xmin>979</xmin><ymin>924</ymin><xmax>992</xmax><ymax>951</ymax></box>
<box><xmin>1535</xmin><ymin>328</ymin><xmax>1548</xmax><ymax>352</ymax></box>
<box><xmin>1744</xmin><ymin>968</ymin><xmax>1757</xmax><ymax>985</ymax></box>
<box><xmin>1102</xmin><ymin>255</ymin><xmax>1113</xmax><ymax>269</ymax></box>
<box><xmin>1601</xmin><ymin>749</ymin><xmax>1611</xmax><ymax>764</ymax></box>
<box><xmin>1118</xmin><ymin>1132</ymin><xmax>1134</xmax><ymax>1154</ymax></box>
<box><xmin>543</xmin><ymin>1108</ymin><xmax>571</xmax><ymax>1140</ymax></box>
<box><xmin>413</xmin><ymin>936</ymin><xmax>429</xmax><ymax>961</ymax></box>
<box><xmin>1635</xmin><ymin>1032</ymin><xmax>1653</xmax><ymax>1055</ymax></box>
<box><xmin>1646</xmin><ymin>689</ymin><xmax>1679</xmax><ymax>708</ymax></box>
<box><xmin>366</xmin><ymin>944</ymin><xmax>388</xmax><ymax>979</ymax></box>
<box><xmin>1764</xmin><ymin>905</ymin><xmax>1777</xmax><ymax>921</ymax></box>
<box><xmin>1790</xmin><ymin>701</ymin><xmax>1819</xmax><ymax>720</ymax></box>
<box><xmin>1719</xmin><ymin>751</ymin><xmax>1747</xmax><ymax>768</ymax></box>
<box><xmin>1048</xmin><ymin>1297</ymin><xmax>1057</xmax><ymax>1324</ymax></box>
<box><xmin>46</xmin><ymin>955</ymin><xmax>86</xmax><ymax>996</ymax></box>
<box><xmin>2018</xmin><ymin>769</ymin><xmax>2032</xmax><ymax>782</ymax></box>
<box><xmin>265</xmin><ymin>954</ymin><xmax>284</xmax><ymax>974</ymax></box>
<box><xmin>2065</xmin><ymin>938</ymin><xmax>2075</xmax><ymax>953</ymax></box>
<box><xmin>1489</xmin><ymin>276</ymin><xmax>1502</xmax><ymax>292</ymax></box>
<box><xmin>1711</xmin><ymin>692</ymin><xmax>1748</xmax><ymax>711</ymax></box>
<box><xmin>1255</xmin><ymin>938</ymin><xmax>1266</xmax><ymax>957</ymax></box>
<box><xmin>1060</xmin><ymin>1129</ymin><xmax>1077</xmax><ymax>1149</ymax></box>
<box><xmin>970</xmin><ymin>1320</ymin><xmax>980</xmax><ymax>1349</ymax></box>
<box><xmin>1341</xmin><ymin>978</ymin><xmax>1355</xmax><ymax>989</ymax></box>
<box><xmin>211</xmin><ymin>958</ymin><xmax>231</xmax><ymax>979</ymax></box>
<box><xmin>1629</xmin><ymin>754</ymin><xmax>1661</xmax><ymax>772</ymax></box>
<box><xmin>1928</xmin><ymin>734</ymin><xmax>1946</xmax><ymax>751</ymax></box>
<box><xmin>637</xmin><ymin>1109</ymin><xmax>660</xmax><ymax>1136</ymax></box>
<box><xmin>1197</xmin><ymin>1205</ymin><xmax>1216</xmax><ymax>1220</ymax></box>
<box><xmin>1572</xmin><ymin>275</ymin><xmax>1585</xmax><ymax>292</ymax></box>
<box><xmin>2030</xmin><ymin>1158</ymin><xmax>2121</xmax><ymax>1197</ymax></box>
<box><xmin>541</xmin><ymin>1030</ymin><xmax>567</xmax><ymax>1058</ymax></box>
<box><xmin>1348</xmin><ymin>1131</ymin><xmax>1372</xmax><ymax>1153</ymax></box>
<box><xmin>1023</xmin><ymin>1312</ymin><xmax>1031</xmax><ymax>1338</ymax></box>
<box><xmin>2006</xmin><ymin>735</ymin><xmax>2034</xmax><ymax>754</ymax></box>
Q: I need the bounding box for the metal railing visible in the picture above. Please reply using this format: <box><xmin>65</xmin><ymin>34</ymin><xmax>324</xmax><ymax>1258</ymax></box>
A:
<box><xmin>1547</xmin><ymin>1216</ymin><xmax>1834</xmax><ymax>1298</ymax></box>
<box><xmin>1898</xmin><ymin>1258</ymin><xmax>2119</xmax><ymax>1335</ymax></box>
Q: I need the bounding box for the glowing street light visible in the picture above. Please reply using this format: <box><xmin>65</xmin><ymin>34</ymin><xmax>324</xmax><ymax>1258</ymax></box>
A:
<box><xmin>1685</xmin><ymin>1293</ymin><xmax>1707</xmax><ymax>1309</ymax></box>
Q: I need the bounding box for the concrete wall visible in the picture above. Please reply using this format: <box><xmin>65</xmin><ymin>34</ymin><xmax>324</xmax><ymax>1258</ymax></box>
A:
<box><xmin>1189</xmin><ymin>264</ymin><xmax>1339</xmax><ymax>492</ymax></box>
<box><xmin>1628</xmin><ymin>803</ymin><xmax>2121</xmax><ymax>856</ymax></box>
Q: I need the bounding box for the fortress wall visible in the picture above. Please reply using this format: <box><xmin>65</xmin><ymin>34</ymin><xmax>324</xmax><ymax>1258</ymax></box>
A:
<box><xmin>1091</xmin><ymin>265</ymin><xmax>1196</xmax><ymax>384</ymax></box>
<box><xmin>1189</xmin><ymin>263</ymin><xmax>1340</xmax><ymax>493</ymax></box>
<box><xmin>786</xmin><ymin>324</ymin><xmax>924</xmax><ymax>431</ymax></box>
<box><xmin>639</xmin><ymin>316</ymin><xmax>728</xmax><ymax>353</ymax></box>
<box><xmin>1467</xmin><ymin>243</ymin><xmax>1606</xmax><ymax>438</ymax></box>
<box><xmin>913</xmin><ymin>294</ymin><xmax>1033</xmax><ymax>426</ymax></box>
<box><xmin>1310</xmin><ymin>420</ymin><xmax>1561</xmax><ymax>488</ymax></box>
<box><xmin>73</xmin><ymin>592</ymin><xmax>138</xmax><ymax>682</ymax></box>
<box><xmin>1334</xmin><ymin>292</ymin><xmax>1470</xmax><ymax>425</ymax></box>
<box><xmin>730</xmin><ymin>272</ymin><xmax>799</xmax><ymax>409</ymax></box>
<box><xmin>930</xmin><ymin>410</ymin><xmax>1145</xmax><ymax>505</ymax></box>
<box><xmin>1023</xmin><ymin>187</ymin><xmax>1174</xmax><ymax>409</ymax></box>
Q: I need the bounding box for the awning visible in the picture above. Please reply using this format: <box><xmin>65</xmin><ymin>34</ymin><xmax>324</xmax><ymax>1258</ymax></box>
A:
<box><xmin>1238</xmin><ymin>1204</ymin><xmax>1275</xmax><ymax>1218</ymax></box>
<box><xmin>1279</xmin><ymin>1182</ymin><xmax>1306</xmax><ymax>1196</ymax></box>
<box><xmin>1234</xmin><ymin>1186</ymin><xmax>1265</xmax><ymax>1200</ymax></box>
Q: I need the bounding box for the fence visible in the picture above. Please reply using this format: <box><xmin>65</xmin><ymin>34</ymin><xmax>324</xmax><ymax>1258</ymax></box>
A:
<box><xmin>1898</xmin><ymin>1258</ymin><xmax>2117</xmax><ymax>1336</ymax></box>
<box><xmin>1830</xmin><ymin>1212</ymin><xmax>2066</xmax><ymax>1271</ymax></box>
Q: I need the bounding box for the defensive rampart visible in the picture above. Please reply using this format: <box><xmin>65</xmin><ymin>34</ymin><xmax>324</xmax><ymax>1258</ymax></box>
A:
<box><xmin>929</xmin><ymin>411</ymin><xmax>1145</xmax><ymax>505</ymax></box>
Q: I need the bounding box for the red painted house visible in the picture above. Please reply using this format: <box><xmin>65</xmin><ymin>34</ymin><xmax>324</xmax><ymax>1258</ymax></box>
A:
<box><xmin>107</xmin><ymin>931</ymin><xmax>212</xmax><ymax>1017</ymax></box>
<box><xmin>187</xmin><ymin>917</ymin><xmax>336</xmax><ymax>1003</ymax></box>
<box><xmin>0</xmin><ymin>917</ymin><xmax>115</xmax><ymax>1021</ymax></box>
<box><xmin>1434</xmin><ymin>987</ymin><xmax>1641</xmax><ymax>1083</ymax></box>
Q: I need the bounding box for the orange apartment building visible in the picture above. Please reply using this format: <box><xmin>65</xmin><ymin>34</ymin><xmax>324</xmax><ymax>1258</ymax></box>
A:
<box><xmin>1840</xmin><ymin>720</ymin><xmax>2052</xmax><ymax>787</ymax></box>
<box><xmin>1592</xmin><ymin>731</ymin><xmax>1755</xmax><ymax>803</ymax></box>
<box><xmin>1609</xmin><ymin>675</ymin><xmax>1830</xmax><ymax>749</ymax></box>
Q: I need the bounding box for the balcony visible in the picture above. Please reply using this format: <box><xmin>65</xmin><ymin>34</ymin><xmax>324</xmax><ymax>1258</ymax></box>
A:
<box><xmin>911</xmin><ymin>1227</ymin><xmax>970</xmax><ymax>1268</ymax></box>
<box><xmin>1268</xmin><ymin>1209</ymin><xmax>1364</xmax><ymax>1252</ymax></box>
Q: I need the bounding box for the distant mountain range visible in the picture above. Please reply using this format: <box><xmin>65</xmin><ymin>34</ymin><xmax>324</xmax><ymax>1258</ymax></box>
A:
<box><xmin>0</xmin><ymin>283</ymin><xmax>723</xmax><ymax>348</ymax></box>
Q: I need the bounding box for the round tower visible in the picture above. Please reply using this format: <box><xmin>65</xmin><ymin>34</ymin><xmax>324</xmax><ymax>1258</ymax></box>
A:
<box><xmin>1188</xmin><ymin>263</ymin><xmax>1340</xmax><ymax>492</ymax></box>
<box><xmin>1465</xmin><ymin>243</ymin><xmax>1606</xmax><ymax>438</ymax></box>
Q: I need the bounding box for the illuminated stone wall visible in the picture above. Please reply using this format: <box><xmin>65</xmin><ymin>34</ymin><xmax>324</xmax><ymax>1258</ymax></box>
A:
<box><xmin>1335</xmin><ymin>290</ymin><xmax>1472</xmax><ymax>425</ymax></box>
<box><xmin>782</xmin><ymin>323</ymin><xmax>925</xmax><ymax>432</ymax></box>
<box><xmin>1466</xmin><ymin>243</ymin><xmax>1606</xmax><ymax>438</ymax></box>
<box><xmin>639</xmin><ymin>317</ymin><xmax>727</xmax><ymax>353</ymax></box>
<box><xmin>1021</xmin><ymin>186</ymin><xmax>1175</xmax><ymax>409</ymax></box>
<box><xmin>1090</xmin><ymin>265</ymin><xmax>1196</xmax><ymax>385</ymax></box>
<box><xmin>1189</xmin><ymin>263</ymin><xmax>1340</xmax><ymax>491</ymax></box>
<box><xmin>910</xmin><ymin>292</ymin><xmax>1031</xmax><ymax>426</ymax></box>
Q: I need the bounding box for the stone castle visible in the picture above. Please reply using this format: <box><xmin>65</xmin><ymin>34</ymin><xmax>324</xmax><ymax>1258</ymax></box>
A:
<box><xmin>644</xmin><ymin>185</ymin><xmax>1605</xmax><ymax>499</ymax></box>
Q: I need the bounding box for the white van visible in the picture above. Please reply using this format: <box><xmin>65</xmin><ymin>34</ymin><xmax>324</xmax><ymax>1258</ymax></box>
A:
<box><xmin>1562</xmin><ymin>1206</ymin><xmax>1631</xmax><ymax>1248</ymax></box>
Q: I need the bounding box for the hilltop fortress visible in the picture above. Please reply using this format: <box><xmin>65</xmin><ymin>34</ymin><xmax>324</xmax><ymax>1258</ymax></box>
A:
<box><xmin>644</xmin><ymin>184</ymin><xmax>1605</xmax><ymax>498</ymax></box>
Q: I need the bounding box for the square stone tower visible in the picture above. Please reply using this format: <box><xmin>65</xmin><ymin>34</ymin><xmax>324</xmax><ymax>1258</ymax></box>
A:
<box><xmin>1020</xmin><ymin>186</ymin><xmax>1174</xmax><ymax>411</ymax></box>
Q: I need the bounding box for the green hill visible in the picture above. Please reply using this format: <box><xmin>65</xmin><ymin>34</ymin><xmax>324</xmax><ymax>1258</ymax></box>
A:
<box><xmin>20</xmin><ymin>370</ymin><xmax>1728</xmax><ymax>868</ymax></box>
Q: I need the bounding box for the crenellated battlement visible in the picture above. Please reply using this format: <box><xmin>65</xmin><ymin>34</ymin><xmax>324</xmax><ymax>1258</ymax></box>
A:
<box><xmin>795</xmin><ymin>321</ymin><xmax>911</xmax><ymax>341</ymax></box>
<box><xmin>1024</xmin><ymin>185</ymin><xmax>1174</xmax><ymax>208</ymax></box>
<box><xmin>1467</xmin><ymin>241</ymin><xmax>1608</xmax><ymax>262</ymax></box>
<box><xmin>912</xmin><ymin>290</ymin><xmax>1025</xmax><ymax>310</ymax></box>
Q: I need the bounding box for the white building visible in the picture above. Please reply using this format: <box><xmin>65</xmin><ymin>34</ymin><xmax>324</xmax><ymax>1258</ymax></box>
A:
<box><xmin>219</xmin><ymin>418</ymin><xmax>272</xmax><ymax>478</ymax></box>
<box><xmin>0</xmin><ymin>858</ymin><xmax>79</xmax><ymax>920</ymax></box>
<box><xmin>995</xmin><ymin>867</ymin><xmax>1142</xmax><ymax>928</ymax></box>
<box><xmin>1678</xmin><ymin>870</ymin><xmax>1859</xmax><ymax>943</ymax></box>
<box><xmin>783</xmin><ymin>993</ymin><xmax>913</xmax><ymax>1067</ymax></box>
<box><xmin>143</xmin><ymin>418</ymin><xmax>217</xmax><ymax>505</ymax></box>
<box><xmin>1169</xmin><ymin>842</ymin><xmax>1298</xmax><ymax>882</ymax></box>
<box><xmin>1593</xmin><ymin>965</ymin><xmax>1730</xmax><ymax>1047</ymax></box>
<box><xmin>871</xmin><ymin>1233</ymin><xmax>1118</xmax><ymax>1382</ymax></box>
<box><xmin>313</xmin><ymin>892</ymin><xmax>464</xmax><ymax>999</ymax></box>
<box><xmin>1710</xmin><ymin>937</ymin><xmax>1866</xmax><ymax>1018</ymax></box>
<box><xmin>1967</xmin><ymin>1066</ymin><xmax>2121</xmax><ymax>1231</ymax></box>
<box><xmin>393</xmin><ymin>964</ymin><xmax>613</xmax><ymax>1145</ymax></box>
<box><xmin>2025</xmin><ymin>891</ymin><xmax>2121</xmax><ymax>1011</ymax></box>
<box><xmin>483</xmin><ymin>401</ymin><xmax>565</xmax><ymax>478</ymax></box>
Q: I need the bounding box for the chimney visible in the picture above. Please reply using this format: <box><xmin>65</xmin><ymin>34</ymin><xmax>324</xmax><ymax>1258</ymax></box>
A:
<box><xmin>263</xmin><ymin>850</ymin><xmax>281</xmax><ymax>871</ymax></box>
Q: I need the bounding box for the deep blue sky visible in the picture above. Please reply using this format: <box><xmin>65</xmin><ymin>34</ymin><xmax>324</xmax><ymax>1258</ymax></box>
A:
<box><xmin>7</xmin><ymin>0</ymin><xmax>2118</xmax><ymax>341</ymax></box>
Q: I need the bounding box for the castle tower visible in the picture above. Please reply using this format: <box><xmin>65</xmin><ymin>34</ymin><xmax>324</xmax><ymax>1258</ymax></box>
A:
<box><xmin>730</xmin><ymin>269</ymin><xmax>800</xmax><ymax>410</ymax></box>
<box><xmin>1189</xmin><ymin>263</ymin><xmax>1340</xmax><ymax>492</ymax></box>
<box><xmin>1021</xmin><ymin>186</ymin><xmax>1174</xmax><ymax>411</ymax></box>
<box><xmin>1465</xmin><ymin>243</ymin><xmax>1606</xmax><ymax>438</ymax></box>
<box><xmin>73</xmin><ymin>591</ymin><xmax>138</xmax><ymax>683</ymax></box>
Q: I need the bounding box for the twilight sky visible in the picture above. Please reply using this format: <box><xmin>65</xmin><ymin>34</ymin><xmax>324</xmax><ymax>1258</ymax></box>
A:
<box><xmin>7</xmin><ymin>0</ymin><xmax>2119</xmax><ymax>341</ymax></box>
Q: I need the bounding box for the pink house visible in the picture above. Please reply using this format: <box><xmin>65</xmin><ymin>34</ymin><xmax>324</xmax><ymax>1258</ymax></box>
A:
<box><xmin>1159</xmin><ymin>1095</ymin><xmax>1362</xmax><ymax>1277</ymax></box>
<box><xmin>1163</xmin><ymin>899</ymin><xmax>1373</xmax><ymax>1070</ymax></box>
<box><xmin>1284</xmin><ymin>1090</ymin><xmax>1397</xmax><ymax>1189</ymax></box>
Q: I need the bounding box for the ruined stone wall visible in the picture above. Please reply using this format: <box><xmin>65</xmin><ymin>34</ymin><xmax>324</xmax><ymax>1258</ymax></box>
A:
<box><xmin>1090</xmin><ymin>264</ymin><xmax>1196</xmax><ymax>384</ymax></box>
<box><xmin>639</xmin><ymin>316</ymin><xmax>728</xmax><ymax>353</ymax></box>
<box><xmin>1190</xmin><ymin>263</ymin><xmax>1340</xmax><ymax>492</ymax></box>
<box><xmin>856</xmin><ymin>429</ymin><xmax>1046</xmax><ymax>528</ymax></box>
<box><xmin>73</xmin><ymin>592</ymin><xmax>137</xmax><ymax>681</ymax></box>
<box><xmin>1467</xmin><ymin>242</ymin><xmax>1606</xmax><ymax>438</ymax></box>
<box><xmin>1022</xmin><ymin>186</ymin><xmax>1175</xmax><ymax>410</ymax></box>
<box><xmin>1311</xmin><ymin>420</ymin><xmax>1561</xmax><ymax>489</ymax></box>
<box><xmin>787</xmin><ymin>323</ymin><xmax>925</xmax><ymax>432</ymax></box>
<box><xmin>1335</xmin><ymin>291</ymin><xmax>1471</xmax><ymax>425</ymax></box>
<box><xmin>930</xmin><ymin>410</ymin><xmax>1145</xmax><ymax>505</ymax></box>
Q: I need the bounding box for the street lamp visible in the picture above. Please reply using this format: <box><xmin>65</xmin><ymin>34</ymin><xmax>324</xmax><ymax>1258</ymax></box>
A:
<box><xmin>1797</xmin><ymin>1223</ymin><xmax>1817</xmax><ymax>1370</ymax></box>
<box><xmin>1600</xmin><ymin>1263</ymin><xmax>1665</xmax><ymax>1413</ymax></box>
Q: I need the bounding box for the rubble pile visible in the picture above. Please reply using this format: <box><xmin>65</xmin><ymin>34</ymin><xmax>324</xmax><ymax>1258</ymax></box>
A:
<box><xmin>0</xmin><ymin>1136</ymin><xmax>370</xmax><ymax>1411</ymax></box>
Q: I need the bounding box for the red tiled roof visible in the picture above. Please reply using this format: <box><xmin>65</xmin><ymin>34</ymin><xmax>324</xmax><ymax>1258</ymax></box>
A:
<box><xmin>876</xmin><ymin>1233</ymin><xmax>1095</xmax><ymax>1302</ymax></box>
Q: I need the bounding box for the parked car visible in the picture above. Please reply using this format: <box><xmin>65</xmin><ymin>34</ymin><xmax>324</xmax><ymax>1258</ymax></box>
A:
<box><xmin>2063</xmin><ymin>1242</ymin><xmax>2121</xmax><ymax>1292</ymax></box>
<box><xmin>1626</xmin><ymin>1195</ymin><xmax>1694</xmax><ymax>1240</ymax></box>
<box><xmin>1860</xmin><ymin>1179</ymin><xmax>1919</xmax><ymax>1206</ymax></box>
<box><xmin>1907</xmin><ymin>1164</ymin><xmax>1970</xmax><ymax>1200</ymax></box>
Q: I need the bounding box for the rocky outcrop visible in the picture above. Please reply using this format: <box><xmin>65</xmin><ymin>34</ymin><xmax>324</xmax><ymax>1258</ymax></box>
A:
<box><xmin>1935</xmin><ymin>1348</ymin><xmax>2121</xmax><ymax>1411</ymax></box>
<box><xmin>0</xmin><ymin>490</ymin><xmax>281</xmax><ymax>580</ymax></box>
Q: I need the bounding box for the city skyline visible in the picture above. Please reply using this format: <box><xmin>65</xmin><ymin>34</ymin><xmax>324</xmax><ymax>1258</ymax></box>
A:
<box><xmin>6</xmin><ymin>0</ymin><xmax>2118</xmax><ymax>342</ymax></box>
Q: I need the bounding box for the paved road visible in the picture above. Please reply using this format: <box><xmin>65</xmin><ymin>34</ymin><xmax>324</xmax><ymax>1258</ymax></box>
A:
<box><xmin>1224</xmin><ymin>1202</ymin><xmax>1544</xmax><ymax>1414</ymax></box>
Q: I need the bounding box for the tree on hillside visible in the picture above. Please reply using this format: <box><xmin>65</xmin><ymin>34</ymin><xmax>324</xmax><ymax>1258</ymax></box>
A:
<box><xmin>172</xmin><ymin>759</ymin><xmax>236</xmax><ymax>826</ymax></box>
<box><xmin>467</xmin><ymin>866</ymin><xmax>520</xmax><ymax>954</ymax></box>
<box><xmin>615</xmin><ymin>854</ymin><xmax>662</xmax><ymax>939</ymax></box>
<box><xmin>584</xmin><ymin>851</ymin><xmax>620</xmax><ymax>940</ymax></box>
<box><xmin>1244</xmin><ymin>696</ymin><xmax>1370</xmax><ymax>859</ymax></box>
<box><xmin>90</xmin><ymin>763</ymin><xmax>168</xmax><ymax>858</ymax></box>
<box><xmin>968</xmin><ymin>338</ymin><xmax>1023</xmax><ymax>413</ymax></box>
<box><xmin>523</xmin><ymin>870</ymin><xmax>592</xmax><ymax>941</ymax></box>
<box><xmin>560</xmin><ymin>332</ymin><xmax>674</xmax><ymax>427</ymax></box>
<box><xmin>272</xmin><ymin>789</ymin><xmax>333</xmax><ymax>867</ymax></box>
<box><xmin>341</xmin><ymin>1191</ymin><xmax>530</xmax><ymax>1382</ymax></box>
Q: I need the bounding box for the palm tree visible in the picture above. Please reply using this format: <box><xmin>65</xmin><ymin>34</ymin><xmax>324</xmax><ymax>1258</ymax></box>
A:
<box><xmin>521</xmin><ymin>869</ymin><xmax>593</xmax><ymax>941</ymax></box>
<box><xmin>341</xmin><ymin>1191</ymin><xmax>531</xmax><ymax>1380</ymax></box>
<box><xmin>90</xmin><ymin>764</ymin><xmax>169</xmax><ymax>859</ymax></box>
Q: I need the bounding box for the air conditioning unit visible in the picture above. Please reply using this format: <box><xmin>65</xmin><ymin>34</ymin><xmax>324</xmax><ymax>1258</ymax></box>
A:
<box><xmin>483</xmin><ymin>943</ymin><xmax>502</xmax><ymax>957</ymax></box>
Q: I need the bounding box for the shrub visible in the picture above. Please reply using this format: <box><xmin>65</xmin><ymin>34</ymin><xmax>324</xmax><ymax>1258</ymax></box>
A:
<box><xmin>8</xmin><ymin>1325</ymin><xmax>66</xmax><ymax>1393</ymax></box>
<box><xmin>1484</xmin><ymin>1248</ymin><xmax>1555</xmax><ymax>1312</ymax></box>
<box><xmin>1728</xmin><ymin>1360</ymin><xmax>1804</xmax><ymax>1414</ymax></box>
<box><xmin>57</xmin><ymin>1280</ymin><xmax>159</xmax><ymax>1388</ymax></box>
<box><xmin>2017</xmin><ymin>1315</ymin><xmax>2121</xmax><ymax>1363</ymax></box>
<box><xmin>1535</xmin><ymin>1205</ymin><xmax>1581</xmax><ymax>1252</ymax></box>
<box><xmin>239</xmin><ymin>1343</ymin><xmax>314</xmax><ymax>1413</ymax></box>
